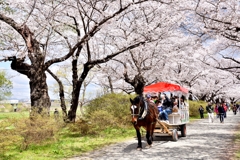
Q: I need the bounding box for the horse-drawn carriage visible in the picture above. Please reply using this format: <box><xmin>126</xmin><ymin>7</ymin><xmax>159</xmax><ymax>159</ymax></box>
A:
<box><xmin>130</xmin><ymin>82</ymin><xmax>189</xmax><ymax>150</ymax></box>
<box><xmin>143</xmin><ymin>82</ymin><xmax>189</xmax><ymax>141</ymax></box>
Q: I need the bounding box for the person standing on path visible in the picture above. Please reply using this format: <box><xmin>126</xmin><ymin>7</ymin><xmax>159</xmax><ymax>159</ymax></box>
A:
<box><xmin>223</xmin><ymin>102</ymin><xmax>228</xmax><ymax>118</ymax></box>
<box><xmin>198</xmin><ymin>105</ymin><xmax>204</xmax><ymax>119</ymax></box>
<box><xmin>232</xmin><ymin>104</ymin><xmax>237</xmax><ymax>115</ymax></box>
<box><xmin>206</xmin><ymin>102</ymin><xmax>214</xmax><ymax>123</ymax></box>
<box><xmin>214</xmin><ymin>103</ymin><xmax>220</xmax><ymax>118</ymax></box>
<box><xmin>218</xmin><ymin>103</ymin><xmax>226</xmax><ymax>123</ymax></box>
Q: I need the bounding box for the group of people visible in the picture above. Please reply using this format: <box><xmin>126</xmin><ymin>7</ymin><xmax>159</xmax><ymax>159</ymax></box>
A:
<box><xmin>140</xmin><ymin>93</ymin><xmax>187</xmax><ymax>123</ymax></box>
<box><xmin>199</xmin><ymin>102</ymin><xmax>229</xmax><ymax>123</ymax></box>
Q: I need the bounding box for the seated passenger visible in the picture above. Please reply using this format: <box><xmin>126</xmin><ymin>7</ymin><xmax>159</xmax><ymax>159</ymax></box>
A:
<box><xmin>179</xmin><ymin>95</ymin><xmax>187</xmax><ymax>109</ymax></box>
<box><xmin>160</xmin><ymin>94</ymin><xmax>173</xmax><ymax>123</ymax></box>
<box><xmin>155</xmin><ymin>100</ymin><xmax>163</xmax><ymax>119</ymax></box>
<box><xmin>172</xmin><ymin>101</ymin><xmax>179</xmax><ymax>113</ymax></box>
<box><xmin>151</xmin><ymin>95</ymin><xmax>158</xmax><ymax>103</ymax></box>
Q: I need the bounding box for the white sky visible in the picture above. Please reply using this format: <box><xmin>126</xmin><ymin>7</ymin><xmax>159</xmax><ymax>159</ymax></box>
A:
<box><xmin>0</xmin><ymin>61</ymin><xmax>58</xmax><ymax>100</ymax></box>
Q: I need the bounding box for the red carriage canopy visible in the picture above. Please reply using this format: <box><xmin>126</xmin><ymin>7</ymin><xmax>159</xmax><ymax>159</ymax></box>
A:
<box><xmin>143</xmin><ymin>82</ymin><xmax>188</xmax><ymax>94</ymax></box>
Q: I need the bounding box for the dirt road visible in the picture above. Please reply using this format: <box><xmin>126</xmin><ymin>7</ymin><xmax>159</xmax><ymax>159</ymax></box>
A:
<box><xmin>67</xmin><ymin>111</ymin><xmax>240</xmax><ymax>160</ymax></box>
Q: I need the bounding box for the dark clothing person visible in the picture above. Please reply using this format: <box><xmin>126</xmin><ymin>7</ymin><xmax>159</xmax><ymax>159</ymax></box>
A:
<box><xmin>218</xmin><ymin>105</ymin><xmax>225</xmax><ymax>123</ymax></box>
<box><xmin>198</xmin><ymin>106</ymin><xmax>204</xmax><ymax>119</ymax></box>
<box><xmin>160</xmin><ymin>94</ymin><xmax>172</xmax><ymax>123</ymax></box>
<box><xmin>162</xmin><ymin>95</ymin><xmax>172</xmax><ymax>110</ymax></box>
<box><xmin>233</xmin><ymin>105</ymin><xmax>237</xmax><ymax>115</ymax></box>
<box><xmin>206</xmin><ymin>104</ymin><xmax>213</xmax><ymax>113</ymax></box>
<box><xmin>54</xmin><ymin>108</ymin><xmax>59</xmax><ymax>120</ymax></box>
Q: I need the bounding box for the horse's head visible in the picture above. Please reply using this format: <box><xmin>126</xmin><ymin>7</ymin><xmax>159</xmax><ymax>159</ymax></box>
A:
<box><xmin>130</xmin><ymin>96</ymin><xmax>142</xmax><ymax>125</ymax></box>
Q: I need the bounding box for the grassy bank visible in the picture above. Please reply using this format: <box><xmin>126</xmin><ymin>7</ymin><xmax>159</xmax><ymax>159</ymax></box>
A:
<box><xmin>1</xmin><ymin>94</ymin><xmax>234</xmax><ymax>160</ymax></box>
<box><xmin>0</xmin><ymin>93</ymin><xmax>136</xmax><ymax>160</ymax></box>
<box><xmin>2</xmin><ymin>125</ymin><xmax>135</xmax><ymax>160</ymax></box>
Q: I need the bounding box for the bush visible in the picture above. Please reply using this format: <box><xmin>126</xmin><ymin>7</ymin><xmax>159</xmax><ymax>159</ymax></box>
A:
<box><xmin>68</xmin><ymin>119</ymin><xmax>90</xmax><ymax>135</ymax></box>
<box><xmin>0</xmin><ymin>119</ymin><xmax>21</xmax><ymax>154</ymax></box>
<box><xmin>0</xmin><ymin>114</ymin><xmax>63</xmax><ymax>154</ymax></box>
<box><xmin>89</xmin><ymin>110</ymin><xmax>118</xmax><ymax>130</ymax></box>
<box><xmin>84</xmin><ymin>93</ymin><xmax>134</xmax><ymax>124</ymax></box>
<box><xmin>72</xmin><ymin>93</ymin><xmax>134</xmax><ymax>135</ymax></box>
<box><xmin>16</xmin><ymin>115</ymin><xmax>63</xmax><ymax>150</ymax></box>
<box><xmin>189</xmin><ymin>100</ymin><xmax>207</xmax><ymax>117</ymax></box>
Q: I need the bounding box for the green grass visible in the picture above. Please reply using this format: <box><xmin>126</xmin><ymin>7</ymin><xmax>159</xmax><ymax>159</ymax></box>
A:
<box><xmin>0</xmin><ymin>111</ymin><xmax>29</xmax><ymax>120</ymax></box>
<box><xmin>2</xmin><ymin>126</ymin><xmax>135</xmax><ymax>160</ymax></box>
<box><xmin>0</xmin><ymin>107</ymin><xmax>136</xmax><ymax>160</ymax></box>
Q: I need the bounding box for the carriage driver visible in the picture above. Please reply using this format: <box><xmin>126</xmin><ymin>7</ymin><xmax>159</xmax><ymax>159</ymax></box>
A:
<box><xmin>138</xmin><ymin>94</ymin><xmax>153</xmax><ymax>120</ymax></box>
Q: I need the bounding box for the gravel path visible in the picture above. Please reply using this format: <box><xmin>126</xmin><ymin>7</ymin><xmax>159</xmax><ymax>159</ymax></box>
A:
<box><xmin>67</xmin><ymin>111</ymin><xmax>240</xmax><ymax>160</ymax></box>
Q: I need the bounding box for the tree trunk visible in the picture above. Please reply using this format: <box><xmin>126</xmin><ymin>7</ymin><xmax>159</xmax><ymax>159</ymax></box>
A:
<box><xmin>108</xmin><ymin>76</ymin><xmax>114</xmax><ymax>93</ymax></box>
<box><xmin>67</xmin><ymin>62</ymin><xmax>92</xmax><ymax>122</ymax></box>
<box><xmin>47</xmin><ymin>69</ymin><xmax>68</xmax><ymax>121</ymax></box>
<box><xmin>10</xmin><ymin>56</ymin><xmax>51</xmax><ymax>116</ymax></box>
<box><xmin>29</xmin><ymin>67</ymin><xmax>51</xmax><ymax>116</ymax></box>
<box><xmin>133</xmin><ymin>75</ymin><xmax>145</xmax><ymax>96</ymax></box>
<box><xmin>79</xmin><ymin>101</ymin><xmax>85</xmax><ymax>116</ymax></box>
<box><xmin>123</xmin><ymin>72</ymin><xmax>146</xmax><ymax>96</ymax></box>
<box><xmin>68</xmin><ymin>82</ymin><xmax>81</xmax><ymax>122</ymax></box>
<box><xmin>79</xmin><ymin>81</ymin><xmax>88</xmax><ymax>116</ymax></box>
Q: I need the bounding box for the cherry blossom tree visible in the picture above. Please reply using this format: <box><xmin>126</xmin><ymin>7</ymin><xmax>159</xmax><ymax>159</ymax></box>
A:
<box><xmin>93</xmin><ymin>0</ymin><xmax>240</xmax><ymax>102</ymax></box>
<box><xmin>91</xmin><ymin>1</ymin><xmax>194</xmax><ymax>96</ymax></box>
<box><xmin>96</xmin><ymin>36</ymin><xmax>210</xmax><ymax>97</ymax></box>
<box><xmin>0</xmin><ymin>0</ymin><xmax>176</xmax><ymax>121</ymax></box>
<box><xmin>174</xmin><ymin>0</ymin><xmax>240</xmax><ymax>101</ymax></box>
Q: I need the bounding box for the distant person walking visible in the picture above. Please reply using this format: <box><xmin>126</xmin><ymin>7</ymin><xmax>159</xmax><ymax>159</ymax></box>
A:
<box><xmin>214</xmin><ymin>103</ymin><xmax>220</xmax><ymax>118</ymax></box>
<box><xmin>233</xmin><ymin>104</ymin><xmax>237</xmax><ymax>115</ymax></box>
<box><xmin>13</xmin><ymin>104</ymin><xmax>18</xmax><ymax>112</ymax></box>
<box><xmin>206</xmin><ymin>102</ymin><xmax>214</xmax><ymax>123</ymax></box>
<box><xmin>198</xmin><ymin>105</ymin><xmax>204</xmax><ymax>119</ymax></box>
<box><xmin>218</xmin><ymin>103</ymin><xmax>226</xmax><ymax>123</ymax></box>
<box><xmin>223</xmin><ymin>102</ymin><xmax>228</xmax><ymax>118</ymax></box>
<box><xmin>54</xmin><ymin>108</ymin><xmax>59</xmax><ymax>120</ymax></box>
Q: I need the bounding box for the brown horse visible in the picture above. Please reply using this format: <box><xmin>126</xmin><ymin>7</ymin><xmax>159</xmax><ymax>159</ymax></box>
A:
<box><xmin>130</xmin><ymin>96</ymin><xmax>159</xmax><ymax>150</ymax></box>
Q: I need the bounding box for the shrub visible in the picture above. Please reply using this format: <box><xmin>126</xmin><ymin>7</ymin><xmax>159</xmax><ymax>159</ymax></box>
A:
<box><xmin>68</xmin><ymin>119</ymin><xmax>90</xmax><ymax>135</ymax></box>
<box><xmin>0</xmin><ymin>119</ymin><xmax>22</xmax><ymax>154</ymax></box>
<box><xmin>88</xmin><ymin>110</ymin><xmax>118</xmax><ymax>130</ymax></box>
<box><xmin>0</xmin><ymin>114</ymin><xmax>63</xmax><ymax>155</ymax></box>
<box><xmin>15</xmin><ymin>115</ymin><xmax>63</xmax><ymax>150</ymax></box>
<box><xmin>84</xmin><ymin>93</ymin><xmax>134</xmax><ymax>125</ymax></box>
<box><xmin>189</xmin><ymin>100</ymin><xmax>207</xmax><ymax>117</ymax></box>
<box><xmin>72</xmin><ymin>93</ymin><xmax>134</xmax><ymax>135</ymax></box>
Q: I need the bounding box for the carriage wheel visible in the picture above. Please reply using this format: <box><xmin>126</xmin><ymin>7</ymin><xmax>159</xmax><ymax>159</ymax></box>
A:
<box><xmin>180</xmin><ymin>124</ymin><xmax>187</xmax><ymax>137</ymax></box>
<box><xmin>172</xmin><ymin>129</ymin><xmax>178</xmax><ymax>141</ymax></box>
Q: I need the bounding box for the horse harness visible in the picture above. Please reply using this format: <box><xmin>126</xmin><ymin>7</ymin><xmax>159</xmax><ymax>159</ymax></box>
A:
<box><xmin>131</xmin><ymin>98</ymin><xmax>156</xmax><ymax>120</ymax></box>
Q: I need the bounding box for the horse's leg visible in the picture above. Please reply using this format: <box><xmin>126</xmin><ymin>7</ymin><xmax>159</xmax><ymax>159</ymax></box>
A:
<box><xmin>146</xmin><ymin>131</ymin><xmax>152</xmax><ymax>145</ymax></box>
<box><xmin>146</xmin><ymin>125</ymin><xmax>152</xmax><ymax>147</ymax></box>
<box><xmin>151</xmin><ymin>122</ymin><xmax>156</xmax><ymax>141</ymax></box>
<box><xmin>136</xmin><ymin>129</ymin><xmax>142</xmax><ymax>150</ymax></box>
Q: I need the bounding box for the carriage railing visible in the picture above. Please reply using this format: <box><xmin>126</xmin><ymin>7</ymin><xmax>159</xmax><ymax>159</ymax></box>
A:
<box><xmin>179</xmin><ymin>108</ymin><xmax>189</xmax><ymax>123</ymax></box>
<box><xmin>178</xmin><ymin>102</ymin><xmax>189</xmax><ymax>123</ymax></box>
<box><xmin>168</xmin><ymin>102</ymin><xmax>189</xmax><ymax>124</ymax></box>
